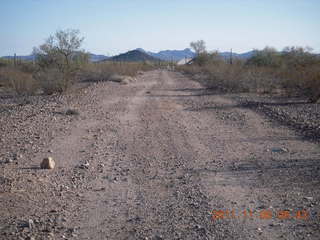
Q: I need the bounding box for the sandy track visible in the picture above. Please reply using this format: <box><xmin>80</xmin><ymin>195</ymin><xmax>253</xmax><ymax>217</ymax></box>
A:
<box><xmin>1</xmin><ymin>70</ymin><xmax>320</xmax><ymax>239</ymax></box>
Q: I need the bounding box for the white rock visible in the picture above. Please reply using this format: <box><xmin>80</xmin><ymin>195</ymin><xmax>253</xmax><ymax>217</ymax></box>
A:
<box><xmin>5</xmin><ymin>159</ymin><xmax>13</xmax><ymax>164</ymax></box>
<box><xmin>40</xmin><ymin>157</ymin><xmax>55</xmax><ymax>169</ymax></box>
<box><xmin>28</xmin><ymin>219</ymin><xmax>34</xmax><ymax>229</ymax></box>
<box><xmin>109</xmin><ymin>74</ymin><xmax>123</xmax><ymax>83</ymax></box>
<box><xmin>304</xmin><ymin>196</ymin><xmax>313</xmax><ymax>201</ymax></box>
<box><xmin>84</xmin><ymin>162</ymin><xmax>90</xmax><ymax>167</ymax></box>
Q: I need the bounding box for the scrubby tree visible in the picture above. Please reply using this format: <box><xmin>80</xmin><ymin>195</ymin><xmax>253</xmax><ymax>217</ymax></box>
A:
<box><xmin>246</xmin><ymin>47</ymin><xmax>282</xmax><ymax>67</ymax></box>
<box><xmin>33</xmin><ymin>29</ymin><xmax>88</xmax><ymax>93</ymax></box>
<box><xmin>194</xmin><ymin>51</ymin><xmax>222</xmax><ymax>66</ymax></box>
<box><xmin>281</xmin><ymin>47</ymin><xmax>320</xmax><ymax>103</ymax></box>
<box><xmin>282</xmin><ymin>46</ymin><xmax>317</xmax><ymax>68</ymax></box>
<box><xmin>190</xmin><ymin>40</ymin><xmax>207</xmax><ymax>56</ymax></box>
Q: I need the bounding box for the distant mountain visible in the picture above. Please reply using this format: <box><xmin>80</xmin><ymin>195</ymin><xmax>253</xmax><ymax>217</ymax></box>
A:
<box><xmin>135</xmin><ymin>48</ymin><xmax>255</xmax><ymax>62</ymax></box>
<box><xmin>89</xmin><ymin>53</ymin><xmax>109</xmax><ymax>62</ymax></box>
<box><xmin>106</xmin><ymin>50</ymin><xmax>161</xmax><ymax>62</ymax></box>
<box><xmin>2</xmin><ymin>53</ymin><xmax>109</xmax><ymax>62</ymax></box>
<box><xmin>2</xmin><ymin>54</ymin><xmax>35</xmax><ymax>61</ymax></box>
<box><xmin>0</xmin><ymin>49</ymin><xmax>279</xmax><ymax>63</ymax></box>
<box><xmin>219</xmin><ymin>51</ymin><xmax>255</xmax><ymax>60</ymax></box>
<box><xmin>136</xmin><ymin>48</ymin><xmax>195</xmax><ymax>61</ymax></box>
<box><xmin>135</xmin><ymin>48</ymin><xmax>148</xmax><ymax>54</ymax></box>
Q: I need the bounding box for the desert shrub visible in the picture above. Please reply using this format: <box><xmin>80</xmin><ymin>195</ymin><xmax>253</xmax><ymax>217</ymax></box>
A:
<box><xmin>278</xmin><ymin>64</ymin><xmax>320</xmax><ymax>98</ymax></box>
<box><xmin>193</xmin><ymin>52</ymin><xmax>222</xmax><ymax>67</ymax></box>
<box><xmin>246</xmin><ymin>47</ymin><xmax>282</xmax><ymax>67</ymax></box>
<box><xmin>179</xmin><ymin>45</ymin><xmax>320</xmax><ymax>101</ymax></box>
<box><xmin>281</xmin><ymin>46</ymin><xmax>318</xmax><ymax>68</ymax></box>
<box><xmin>16</xmin><ymin>62</ymin><xmax>37</xmax><ymax>74</ymax></box>
<box><xmin>79</xmin><ymin>63</ymin><xmax>112</xmax><ymax>82</ymax></box>
<box><xmin>275</xmin><ymin>47</ymin><xmax>320</xmax><ymax>100</ymax></box>
<box><xmin>34</xmin><ymin>68</ymin><xmax>66</xmax><ymax>95</ymax></box>
<box><xmin>33</xmin><ymin>29</ymin><xmax>88</xmax><ymax>94</ymax></box>
<box><xmin>202</xmin><ymin>61</ymin><xmax>252</xmax><ymax>92</ymax></box>
<box><xmin>0</xmin><ymin>67</ymin><xmax>38</xmax><ymax>95</ymax></box>
<box><xmin>305</xmin><ymin>69</ymin><xmax>320</xmax><ymax>102</ymax></box>
<box><xmin>179</xmin><ymin>56</ymin><xmax>252</xmax><ymax>92</ymax></box>
<box><xmin>190</xmin><ymin>40</ymin><xmax>206</xmax><ymax>56</ymax></box>
<box><xmin>177</xmin><ymin>64</ymin><xmax>202</xmax><ymax>75</ymax></box>
<box><xmin>0</xmin><ymin>59</ymin><xmax>9</xmax><ymax>68</ymax></box>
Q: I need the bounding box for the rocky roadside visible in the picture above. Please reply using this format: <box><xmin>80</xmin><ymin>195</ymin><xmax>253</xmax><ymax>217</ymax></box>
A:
<box><xmin>0</xmin><ymin>81</ymin><xmax>111</xmax><ymax>240</ymax></box>
<box><xmin>232</xmin><ymin>94</ymin><xmax>320</xmax><ymax>142</ymax></box>
<box><xmin>186</xmin><ymin>72</ymin><xmax>320</xmax><ymax>142</ymax></box>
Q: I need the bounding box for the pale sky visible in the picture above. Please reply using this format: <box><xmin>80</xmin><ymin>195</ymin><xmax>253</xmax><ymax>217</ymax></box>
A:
<box><xmin>1</xmin><ymin>0</ymin><xmax>319</xmax><ymax>56</ymax></box>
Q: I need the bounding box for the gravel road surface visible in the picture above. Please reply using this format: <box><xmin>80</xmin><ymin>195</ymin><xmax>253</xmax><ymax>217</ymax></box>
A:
<box><xmin>1</xmin><ymin>70</ymin><xmax>320</xmax><ymax>239</ymax></box>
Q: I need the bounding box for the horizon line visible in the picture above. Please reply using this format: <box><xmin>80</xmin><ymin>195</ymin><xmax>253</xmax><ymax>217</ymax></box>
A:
<box><xmin>2</xmin><ymin>47</ymin><xmax>319</xmax><ymax>58</ymax></box>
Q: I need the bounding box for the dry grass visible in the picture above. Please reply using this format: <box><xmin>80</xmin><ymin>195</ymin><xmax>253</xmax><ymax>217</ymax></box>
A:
<box><xmin>178</xmin><ymin>49</ymin><xmax>320</xmax><ymax>102</ymax></box>
<box><xmin>0</xmin><ymin>60</ymin><xmax>156</xmax><ymax>96</ymax></box>
<box><xmin>0</xmin><ymin>67</ymin><xmax>38</xmax><ymax>95</ymax></box>
<box><xmin>34</xmin><ymin>68</ymin><xmax>68</xmax><ymax>95</ymax></box>
<box><xmin>80</xmin><ymin>61</ymin><xmax>154</xmax><ymax>82</ymax></box>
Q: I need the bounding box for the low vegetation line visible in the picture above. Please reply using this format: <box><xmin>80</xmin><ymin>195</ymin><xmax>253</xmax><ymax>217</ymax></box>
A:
<box><xmin>179</xmin><ymin>41</ymin><xmax>320</xmax><ymax>103</ymax></box>
<box><xmin>0</xmin><ymin>29</ymin><xmax>159</xmax><ymax>97</ymax></box>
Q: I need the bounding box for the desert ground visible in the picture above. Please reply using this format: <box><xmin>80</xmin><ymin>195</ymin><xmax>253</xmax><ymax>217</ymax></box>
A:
<box><xmin>1</xmin><ymin>70</ymin><xmax>320</xmax><ymax>239</ymax></box>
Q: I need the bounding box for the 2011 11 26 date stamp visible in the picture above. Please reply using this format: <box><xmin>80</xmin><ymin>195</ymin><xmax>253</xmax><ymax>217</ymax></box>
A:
<box><xmin>211</xmin><ymin>209</ymin><xmax>311</xmax><ymax>220</ymax></box>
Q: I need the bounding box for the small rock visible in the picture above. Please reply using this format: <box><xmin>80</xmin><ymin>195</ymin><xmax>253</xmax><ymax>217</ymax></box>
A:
<box><xmin>154</xmin><ymin>235</ymin><xmax>163</xmax><ymax>240</ymax></box>
<box><xmin>5</xmin><ymin>159</ymin><xmax>13</xmax><ymax>164</ymax></box>
<box><xmin>48</xmin><ymin>232</ymin><xmax>54</xmax><ymax>238</ymax></box>
<box><xmin>304</xmin><ymin>196</ymin><xmax>313</xmax><ymax>201</ymax></box>
<box><xmin>270</xmin><ymin>147</ymin><xmax>288</xmax><ymax>153</ymax></box>
<box><xmin>195</xmin><ymin>224</ymin><xmax>203</xmax><ymax>230</ymax></box>
<box><xmin>40</xmin><ymin>157</ymin><xmax>55</xmax><ymax>169</ymax></box>
<box><xmin>67</xmin><ymin>228</ymin><xmax>76</xmax><ymax>233</ymax></box>
<box><xmin>80</xmin><ymin>161</ymin><xmax>90</xmax><ymax>169</ymax></box>
<box><xmin>28</xmin><ymin>219</ymin><xmax>34</xmax><ymax>229</ymax></box>
<box><xmin>65</xmin><ymin>109</ymin><xmax>80</xmax><ymax>116</ymax></box>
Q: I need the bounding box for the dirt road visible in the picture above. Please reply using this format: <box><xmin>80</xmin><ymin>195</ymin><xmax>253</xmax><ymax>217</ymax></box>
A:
<box><xmin>1</xmin><ymin>70</ymin><xmax>320</xmax><ymax>239</ymax></box>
